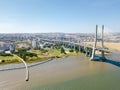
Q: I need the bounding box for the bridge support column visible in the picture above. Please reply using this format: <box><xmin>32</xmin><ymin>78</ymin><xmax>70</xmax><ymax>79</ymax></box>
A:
<box><xmin>89</xmin><ymin>49</ymin><xmax>92</xmax><ymax>57</ymax></box>
<box><xmin>85</xmin><ymin>47</ymin><xmax>88</xmax><ymax>57</ymax></box>
<box><xmin>90</xmin><ymin>25</ymin><xmax>98</xmax><ymax>60</ymax></box>
<box><xmin>64</xmin><ymin>43</ymin><xmax>66</xmax><ymax>47</ymax></box>
<box><xmin>101</xmin><ymin>25</ymin><xmax>106</xmax><ymax>60</ymax></box>
<box><xmin>79</xmin><ymin>45</ymin><xmax>81</xmax><ymax>52</ymax></box>
<box><xmin>74</xmin><ymin>44</ymin><xmax>75</xmax><ymax>50</ymax></box>
<box><xmin>64</xmin><ymin>43</ymin><xmax>67</xmax><ymax>47</ymax></box>
<box><xmin>70</xmin><ymin>44</ymin><xmax>72</xmax><ymax>49</ymax></box>
<box><xmin>81</xmin><ymin>46</ymin><xmax>84</xmax><ymax>53</ymax></box>
<box><xmin>90</xmin><ymin>25</ymin><xmax>106</xmax><ymax>61</ymax></box>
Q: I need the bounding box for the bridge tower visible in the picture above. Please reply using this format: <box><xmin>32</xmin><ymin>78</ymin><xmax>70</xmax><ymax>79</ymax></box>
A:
<box><xmin>90</xmin><ymin>25</ymin><xmax>106</xmax><ymax>60</ymax></box>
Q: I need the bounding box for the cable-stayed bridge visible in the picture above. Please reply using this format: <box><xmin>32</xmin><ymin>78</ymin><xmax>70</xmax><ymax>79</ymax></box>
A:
<box><xmin>41</xmin><ymin>25</ymin><xmax>111</xmax><ymax>61</ymax></box>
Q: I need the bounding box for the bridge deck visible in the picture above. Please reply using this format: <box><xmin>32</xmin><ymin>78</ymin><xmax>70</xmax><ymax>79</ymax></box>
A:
<box><xmin>41</xmin><ymin>39</ymin><xmax>111</xmax><ymax>53</ymax></box>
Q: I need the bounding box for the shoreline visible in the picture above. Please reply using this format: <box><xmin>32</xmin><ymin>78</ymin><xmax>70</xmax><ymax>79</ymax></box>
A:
<box><xmin>0</xmin><ymin>51</ymin><xmax>82</xmax><ymax>66</ymax></box>
<box><xmin>0</xmin><ymin>48</ymin><xmax>117</xmax><ymax>71</ymax></box>
<box><xmin>0</xmin><ymin>58</ymin><xmax>54</xmax><ymax>72</ymax></box>
<box><xmin>0</xmin><ymin>53</ymin><xmax>82</xmax><ymax>71</ymax></box>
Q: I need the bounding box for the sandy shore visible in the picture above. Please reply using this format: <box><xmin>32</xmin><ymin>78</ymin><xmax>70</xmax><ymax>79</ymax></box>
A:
<box><xmin>85</xmin><ymin>42</ymin><xmax>120</xmax><ymax>51</ymax></box>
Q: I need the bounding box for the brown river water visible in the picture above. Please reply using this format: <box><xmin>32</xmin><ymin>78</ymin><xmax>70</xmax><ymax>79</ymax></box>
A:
<box><xmin>0</xmin><ymin>51</ymin><xmax>120</xmax><ymax>90</ymax></box>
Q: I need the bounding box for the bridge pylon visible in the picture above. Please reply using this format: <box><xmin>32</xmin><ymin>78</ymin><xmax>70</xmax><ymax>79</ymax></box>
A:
<box><xmin>90</xmin><ymin>25</ymin><xmax>106</xmax><ymax>61</ymax></box>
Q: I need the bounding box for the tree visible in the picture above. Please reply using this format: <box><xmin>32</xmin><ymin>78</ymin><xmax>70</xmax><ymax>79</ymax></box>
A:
<box><xmin>75</xmin><ymin>46</ymin><xmax>79</xmax><ymax>53</ymax></box>
<box><xmin>69</xmin><ymin>49</ymin><xmax>74</xmax><ymax>52</ymax></box>
<box><xmin>17</xmin><ymin>48</ymin><xmax>27</xmax><ymax>60</ymax></box>
<box><xmin>16</xmin><ymin>48</ymin><xmax>38</xmax><ymax>61</ymax></box>
<box><xmin>22</xmin><ymin>53</ymin><xmax>26</xmax><ymax>61</ymax></box>
<box><xmin>61</xmin><ymin>47</ymin><xmax>66</xmax><ymax>54</ymax></box>
<box><xmin>17</xmin><ymin>48</ymin><xmax>26</xmax><ymax>53</ymax></box>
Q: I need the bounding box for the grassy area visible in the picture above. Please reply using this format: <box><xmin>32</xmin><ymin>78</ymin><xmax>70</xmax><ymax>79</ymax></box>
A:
<box><xmin>0</xmin><ymin>46</ymin><xmax>82</xmax><ymax>65</ymax></box>
<box><xmin>0</xmin><ymin>55</ymin><xmax>21</xmax><ymax>65</ymax></box>
<box><xmin>48</xmin><ymin>49</ymin><xmax>61</xmax><ymax>56</ymax></box>
<box><xmin>28</xmin><ymin>47</ymin><xmax>82</xmax><ymax>62</ymax></box>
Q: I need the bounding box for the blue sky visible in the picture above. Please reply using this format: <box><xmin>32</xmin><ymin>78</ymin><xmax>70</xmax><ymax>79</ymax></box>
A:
<box><xmin>0</xmin><ymin>0</ymin><xmax>120</xmax><ymax>33</ymax></box>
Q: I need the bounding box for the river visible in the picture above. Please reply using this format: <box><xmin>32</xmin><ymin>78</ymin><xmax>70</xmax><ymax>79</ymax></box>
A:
<box><xmin>0</xmin><ymin>52</ymin><xmax>120</xmax><ymax>90</ymax></box>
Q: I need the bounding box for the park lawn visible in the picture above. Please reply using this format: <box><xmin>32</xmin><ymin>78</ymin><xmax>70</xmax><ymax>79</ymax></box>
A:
<box><xmin>25</xmin><ymin>56</ymin><xmax>49</xmax><ymax>63</ymax></box>
<box><xmin>28</xmin><ymin>50</ymin><xmax>43</xmax><ymax>55</ymax></box>
<box><xmin>37</xmin><ymin>49</ymin><xmax>63</xmax><ymax>58</ymax></box>
<box><xmin>0</xmin><ymin>55</ymin><xmax>20</xmax><ymax>60</ymax></box>
<box><xmin>48</xmin><ymin>49</ymin><xmax>61</xmax><ymax>56</ymax></box>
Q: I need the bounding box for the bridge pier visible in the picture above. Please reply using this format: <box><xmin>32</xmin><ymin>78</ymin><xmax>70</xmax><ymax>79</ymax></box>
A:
<box><xmin>90</xmin><ymin>25</ymin><xmax>98</xmax><ymax>60</ymax></box>
<box><xmin>70</xmin><ymin>44</ymin><xmax>73</xmax><ymax>49</ymax></box>
<box><xmin>74</xmin><ymin>44</ymin><xmax>75</xmax><ymax>50</ymax></box>
<box><xmin>85</xmin><ymin>47</ymin><xmax>89</xmax><ymax>57</ymax></box>
<box><xmin>80</xmin><ymin>46</ymin><xmax>84</xmax><ymax>53</ymax></box>
<box><xmin>79</xmin><ymin>45</ymin><xmax>81</xmax><ymax>52</ymax></box>
<box><xmin>101</xmin><ymin>25</ymin><xmax>106</xmax><ymax>60</ymax></box>
<box><xmin>89</xmin><ymin>49</ymin><xmax>92</xmax><ymax>57</ymax></box>
<box><xmin>64</xmin><ymin>43</ymin><xmax>66</xmax><ymax>47</ymax></box>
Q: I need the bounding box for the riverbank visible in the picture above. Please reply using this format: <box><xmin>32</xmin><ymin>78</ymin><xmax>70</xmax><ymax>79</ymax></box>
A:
<box><xmin>0</xmin><ymin>53</ymin><xmax>81</xmax><ymax>72</ymax></box>
<box><xmin>0</xmin><ymin>48</ymin><xmax>82</xmax><ymax>66</ymax></box>
<box><xmin>0</xmin><ymin>55</ymin><xmax>21</xmax><ymax>65</ymax></box>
